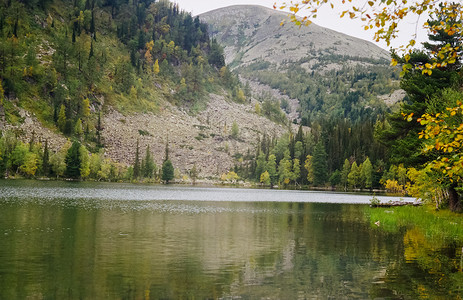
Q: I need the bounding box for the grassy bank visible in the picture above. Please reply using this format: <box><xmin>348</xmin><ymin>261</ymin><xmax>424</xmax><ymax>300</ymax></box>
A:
<box><xmin>366</xmin><ymin>205</ymin><xmax>463</xmax><ymax>245</ymax></box>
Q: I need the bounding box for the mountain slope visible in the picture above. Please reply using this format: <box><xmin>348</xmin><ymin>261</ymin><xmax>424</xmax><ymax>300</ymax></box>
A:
<box><xmin>0</xmin><ymin>0</ymin><xmax>293</xmax><ymax>180</ymax></box>
<box><xmin>200</xmin><ymin>5</ymin><xmax>389</xmax><ymax>69</ymax></box>
<box><xmin>200</xmin><ymin>5</ymin><xmax>402</xmax><ymax>125</ymax></box>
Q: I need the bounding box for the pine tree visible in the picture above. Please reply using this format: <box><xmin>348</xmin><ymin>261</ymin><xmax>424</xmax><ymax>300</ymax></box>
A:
<box><xmin>133</xmin><ymin>139</ymin><xmax>140</xmax><ymax>180</ymax></box>
<box><xmin>142</xmin><ymin>145</ymin><xmax>156</xmax><ymax>178</ymax></box>
<box><xmin>341</xmin><ymin>159</ymin><xmax>351</xmax><ymax>191</ymax></box>
<box><xmin>74</xmin><ymin>118</ymin><xmax>83</xmax><ymax>139</ymax></box>
<box><xmin>89</xmin><ymin>40</ymin><xmax>94</xmax><ymax>59</ymax></box>
<box><xmin>190</xmin><ymin>163</ymin><xmax>198</xmax><ymax>184</ymax></box>
<box><xmin>348</xmin><ymin>162</ymin><xmax>362</xmax><ymax>189</ymax></box>
<box><xmin>65</xmin><ymin>141</ymin><xmax>82</xmax><ymax>179</ymax></box>
<box><xmin>161</xmin><ymin>159</ymin><xmax>174</xmax><ymax>183</ymax></box>
<box><xmin>267</xmin><ymin>154</ymin><xmax>277</xmax><ymax>188</ymax></box>
<box><xmin>42</xmin><ymin>139</ymin><xmax>50</xmax><ymax>177</ymax></box>
<box><xmin>362</xmin><ymin>157</ymin><xmax>373</xmax><ymax>189</ymax></box>
<box><xmin>231</xmin><ymin>121</ymin><xmax>239</xmax><ymax>139</ymax></box>
<box><xmin>57</xmin><ymin>104</ymin><xmax>66</xmax><ymax>132</ymax></box>
<box><xmin>164</xmin><ymin>137</ymin><xmax>169</xmax><ymax>161</ymax></box>
<box><xmin>255</xmin><ymin>151</ymin><xmax>267</xmax><ymax>181</ymax></box>
<box><xmin>96</xmin><ymin>111</ymin><xmax>102</xmax><ymax>148</ymax></box>
<box><xmin>312</xmin><ymin>141</ymin><xmax>328</xmax><ymax>186</ymax></box>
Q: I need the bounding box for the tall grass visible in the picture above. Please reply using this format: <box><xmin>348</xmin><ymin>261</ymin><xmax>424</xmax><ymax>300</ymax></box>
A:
<box><xmin>365</xmin><ymin>205</ymin><xmax>463</xmax><ymax>245</ymax></box>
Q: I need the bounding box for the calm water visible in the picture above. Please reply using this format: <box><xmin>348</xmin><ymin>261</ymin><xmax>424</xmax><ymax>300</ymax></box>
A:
<box><xmin>0</xmin><ymin>180</ymin><xmax>461</xmax><ymax>299</ymax></box>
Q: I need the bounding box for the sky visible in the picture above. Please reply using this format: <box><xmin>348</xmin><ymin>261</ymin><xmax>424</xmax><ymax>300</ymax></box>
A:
<box><xmin>173</xmin><ymin>0</ymin><xmax>428</xmax><ymax>51</ymax></box>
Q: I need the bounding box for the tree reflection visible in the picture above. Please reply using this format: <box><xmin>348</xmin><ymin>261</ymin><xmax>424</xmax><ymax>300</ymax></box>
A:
<box><xmin>369</xmin><ymin>227</ymin><xmax>463</xmax><ymax>298</ymax></box>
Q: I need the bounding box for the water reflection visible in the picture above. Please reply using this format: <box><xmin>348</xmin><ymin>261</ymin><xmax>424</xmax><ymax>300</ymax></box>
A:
<box><xmin>0</xmin><ymin>181</ymin><xmax>461</xmax><ymax>299</ymax></box>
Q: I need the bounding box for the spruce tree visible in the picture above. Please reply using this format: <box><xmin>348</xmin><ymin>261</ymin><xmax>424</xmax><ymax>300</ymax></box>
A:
<box><xmin>161</xmin><ymin>159</ymin><xmax>174</xmax><ymax>183</ymax></box>
<box><xmin>190</xmin><ymin>164</ymin><xmax>198</xmax><ymax>185</ymax></box>
<box><xmin>65</xmin><ymin>141</ymin><xmax>81</xmax><ymax>179</ymax></box>
<box><xmin>142</xmin><ymin>145</ymin><xmax>155</xmax><ymax>179</ymax></box>
<box><xmin>133</xmin><ymin>139</ymin><xmax>140</xmax><ymax>180</ymax></box>
<box><xmin>267</xmin><ymin>154</ymin><xmax>277</xmax><ymax>188</ymax></box>
<box><xmin>312</xmin><ymin>141</ymin><xmax>328</xmax><ymax>186</ymax></box>
<box><xmin>42</xmin><ymin>140</ymin><xmax>50</xmax><ymax>177</ymax></box>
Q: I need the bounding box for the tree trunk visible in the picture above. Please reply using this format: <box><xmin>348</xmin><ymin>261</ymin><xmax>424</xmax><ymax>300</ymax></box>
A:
<box><xmin>448</xmin><ymin>184</ymin><xmax>462</xmax><ymax>212</ymax></box>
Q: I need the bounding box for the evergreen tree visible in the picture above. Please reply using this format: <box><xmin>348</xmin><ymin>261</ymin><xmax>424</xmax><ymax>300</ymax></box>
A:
<box><xmin>42</xmin><ymin>139</ymin><xmax>50</xmax><ymax>177</ymax></box>
<box><xmin>74</xmin><ymin>118</ymin><xmax>83</xmax><ymax>139</ymax></box>
<box><xmin>133</xmin><ymin>139</ymin><xmax>140</xmax><ymax>180</ymax></box>
<box><xmin>161</xmin><ymin>159</ymin><xmax>174</xmax><ymax>183</ymax></box>
<box><xmin>267</xmin><ymin>154</ymin><xmax>278</xmax><ymax>187</ymax></box>
<box><xmin>65</xmin><ymin>141</ymin><xmax>81</xmax><ymax>179</ymax></box>
<box><xmin>292</xmin><ymin>158</ymin><xmax>301</xmax><ymax>185</ymax></box>
<box><xmin>57</xmin><ymin>104</ymin><xmax>66</xmax><ymax>132</ymax></box>
<box><xmin>380</xmin><ymin>11</ymin><xmax>462</xmax><ymax>166</ymax></box>
<box><xmin>142</xmin><ymin>145</ymin><xmax>156</xmax><ymax>178</ymax></box>
<box><xmin>312</xmin><ymin>141</ymin><xmax>328</xmax><ymax>186</ymax></box>
<box><xmin>164</xmin><ymin>137</ymin><xmax>169</xmax><ymax>161</ymax></box>
<box><xmin>190</xmin><ymin>163</ymin><xmax>198</xmax><ymax>184</ymax></box>
<box><xmin>96</xmin><ymin>111</ymin><xmax>102</xmax><ymax>148</ymax></box>
<box><xmin>348</xmin><ymin>161</ymin><xmax>361</xmax><ymax>189</ymax></box>
<box><xmin>231</xmin><ymin>121</ymin><xmax>239</xmax><ymax>139</ymax></box>
<box><xmin>362</xmin><ymin>157</ymin><xmax>373</xmax><ymax>189</ymax></box>
<box><xmin>255</xmin><ymin>151</ymin><xmax>267</xmax><ymax>181</ymax></box>
<box><xmin>340</xmin><ymin>159</ymin><xmax>351</xmax><ymax>191</ymax></box>
<box><xmin>208</xmin><ymin>39</ymin><xmax>225</xmax><ymax>69</ymax></box>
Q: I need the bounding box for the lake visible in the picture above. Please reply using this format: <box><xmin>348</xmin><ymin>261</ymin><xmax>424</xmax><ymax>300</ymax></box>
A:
<box><xmin>0</xmin><ymin>180</ymin><xmax>461</xmax><ymax>299</ymax></box>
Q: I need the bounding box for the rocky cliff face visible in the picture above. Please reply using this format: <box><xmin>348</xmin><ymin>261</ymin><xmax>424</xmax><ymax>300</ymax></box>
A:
<box><xmin>200</xmin><ymin>5</ymin><xmax>390</xmax><ymax>69</ymax></box>
<box><xmin>101</xmin><ymin>94</ymin><xmax>294</xmax><ymax>178</ymax></box>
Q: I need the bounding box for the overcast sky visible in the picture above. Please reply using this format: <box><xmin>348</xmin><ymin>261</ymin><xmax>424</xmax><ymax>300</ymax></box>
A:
<box><xmin>173</xmin><ymin>0</ymin><xmax>428</xmax><ymax>51</ymax></box>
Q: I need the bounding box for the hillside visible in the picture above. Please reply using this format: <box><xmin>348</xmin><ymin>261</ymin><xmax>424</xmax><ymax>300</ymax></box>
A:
<box><xmin>200</xmin><ymin>5</ymin><xmax>403</xmax><ymax>125</ymax></box>
<box><xmin>0</xmin><ymin>0</ymin><xmax>294</xmax><ymax>180</ymax></box>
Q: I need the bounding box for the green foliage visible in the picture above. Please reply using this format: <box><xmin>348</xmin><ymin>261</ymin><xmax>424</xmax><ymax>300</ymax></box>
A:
<box><xmin>348</xmin><ymin>162</ymin><xmax>361</xmax><ymax>189</ymax></box>
<box><xmin>65</xmin><ymin>141</ymin><xmax>82</xmax><ymax>179</ymax></box>
<box><xmin>340</xmin><ymin>159</ymin><xmax>350</xmax><ymax>190</ymax></box>
<box><xmin>0</xmin><ymin>0</ymin><xmax>227</xmax><ymax>144</ymax></box>
<box><xmin>19</xmin><ymin>152</ymin><xmax>38</xmax><ymax>177</ymax></box>
<box><xmin>231</xmin><ymin>121</ymin><xmax>239</xmax><ymax>139</ymax></box>
<box><xmin>367</xmin><ymin>205</ymin><xmax>463</xmax><ymax>244</ymax></box>
<box><xmin>239</xmin><ymin>58</ymin><xmax>397</xmax><ymax>125</ymax></box>
<box><xmin>133</xmin><ymin>139</ymin><xmax>141</xmax><ymax>180</ymax></box>
<box><xmin>312</xmin><ymin>141</ymin><xmax>328</xmax><ymax>186</ymax></box>
<box><xmin>142</xmin><ymin>145</ymin><xmax>156</xmax><ymax>179</ymax></box>
<box><xmin>362</xmin><ymin>157</ymin><xmax>373</xmax><ymax>189</ymax></box>
<box><xmin>161</xmin><ymin>159</ymin><xmax>174</xmax><ymax>183</ymax></box>
<box><xmin>260</xmin><ymin>170</ymin><xmax>270</xmax><ymax>185</ymax></box>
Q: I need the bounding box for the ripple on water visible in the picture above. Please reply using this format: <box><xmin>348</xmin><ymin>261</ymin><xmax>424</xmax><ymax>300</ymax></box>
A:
<box><xmin>0</xmin><ymin>182</ymin><xmax>414</xmax><ymax>215</ymax></box>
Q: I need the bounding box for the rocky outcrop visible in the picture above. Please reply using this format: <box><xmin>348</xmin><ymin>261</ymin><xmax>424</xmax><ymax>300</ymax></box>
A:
<box><xmin>102</xmin><ymin>94</ymin><xmax>296</xmax><ymax>177</ymax></box>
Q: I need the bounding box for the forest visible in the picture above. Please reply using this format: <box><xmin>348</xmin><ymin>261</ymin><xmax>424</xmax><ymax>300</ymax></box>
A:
<box><xmin>0</xmin><ymin>0</ymin><xmax>244</xmax><ymax>181</ymax></box>
<box><xmin>233</xmin><ymin>2</ymin><xmax>463</xmax><ymax>212</ymax></box>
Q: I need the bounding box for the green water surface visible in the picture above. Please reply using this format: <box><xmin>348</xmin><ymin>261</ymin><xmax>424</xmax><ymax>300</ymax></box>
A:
<box><xmin>0</xmin><ymin>180</ymin><xmax>461</xmax><ymax>299</ymax></box>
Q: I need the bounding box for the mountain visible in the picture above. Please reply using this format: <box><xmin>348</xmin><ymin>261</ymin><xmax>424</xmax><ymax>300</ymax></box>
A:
<box><xmin>200</xmin><ymin>5</ymin><xmax>389</xmax><ymax>68</ymax></box>
<box><xmin>200</xmin><ymin>5</ymin><xmax>403</xmax><ymax>125</ymax></box>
